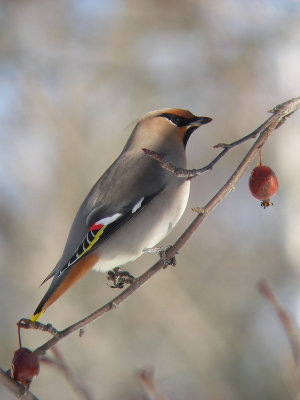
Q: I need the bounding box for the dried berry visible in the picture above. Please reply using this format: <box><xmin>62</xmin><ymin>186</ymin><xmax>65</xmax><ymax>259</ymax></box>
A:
<box><xmin>11</xmin><ymin>347</ymin><xmax>40</xmax><ymax>386</ymax></box>
<box><xmin>249</xmin><ymin>165</ymin><xmax>278</xmax><ymax>208</ymax></box>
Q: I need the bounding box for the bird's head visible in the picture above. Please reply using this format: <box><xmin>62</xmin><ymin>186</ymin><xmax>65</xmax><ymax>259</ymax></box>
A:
<box><xmin>127</xmin><ymin>108</ymin><xmax>212</xmax><ymax>152</ymax></box>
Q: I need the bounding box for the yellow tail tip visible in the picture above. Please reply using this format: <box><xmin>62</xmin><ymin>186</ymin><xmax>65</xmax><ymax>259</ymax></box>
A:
<box><xmin>30</xmin><ymin>310</ymin><xmax>45</xmax><ymax>322</ymax></box>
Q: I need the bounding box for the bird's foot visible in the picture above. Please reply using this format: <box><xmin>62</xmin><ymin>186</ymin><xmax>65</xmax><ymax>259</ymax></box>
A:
<box><xmin>143</xmin><ymin>245</ymin><xmax>177</xmax><ymax>268</ymax></box>
<box><xmin>107</xmin><ymin>267</ymin><xmax>135</xmax><ymax>288</ymax></box>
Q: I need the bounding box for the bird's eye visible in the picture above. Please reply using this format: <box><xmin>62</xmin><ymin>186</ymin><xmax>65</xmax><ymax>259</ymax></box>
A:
<box><xmin>160</xmin><ymin>113</ymin><xmax>185</xmax><ymax>127</ymax></box>
<box><xmin>169</xmin><ymin>115</ymin><xmax>182</xmax><ymax>125</ymax></box>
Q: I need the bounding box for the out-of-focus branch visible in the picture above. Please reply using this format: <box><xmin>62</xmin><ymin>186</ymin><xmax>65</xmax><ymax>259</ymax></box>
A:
<box><xmin>137</xmin><ymin>366</ymin><xmax>169</xmax><ymax>400</ymax></box>
<box><xmin>17</xmin><ymin>97</ymin><xmax>300</xmax><ymax>359</ymax></box>
<box><xmin>258</xmin><ymin>279</ymin><xmax>300</xmax><ymax>383</ymax></box>
<box><xmin>40</xmin><ymin>346</ymin><xmax>92</xmax><ymax>400</ymax></box>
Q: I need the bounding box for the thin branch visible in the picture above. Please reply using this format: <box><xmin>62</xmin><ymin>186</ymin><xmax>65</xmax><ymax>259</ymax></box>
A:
<box><xmin>137</xmin><ymin>366</ymin><xmax>169</xmax><ymax>400</ymax></box>
<box><xmin>40</xmin><ymin>346</ymin><xmax>92</xmax><ymax>400</ymax></box>
<box><xmin>0</xmin><ymin>369</ymin><xmax>39</xmax><ymax>399</ymax></box>
<box><xmin>17</xmin><ymin>97</ymin><xmax>300</xmax><ymax>359</ymax></box>
<box><xmin>18</xmin><ymin>319</ymin><xmax>58</xmax><ymax>336</ymax></box>
<box><xmin>258</xmin><ymin>279</ymin><xmax>300</xmax><ymax>381</ymax></box>
<box><xmin>143</xmin><ymin>97</ymin><xmax>300</xmax><ymax>179</ymax></box>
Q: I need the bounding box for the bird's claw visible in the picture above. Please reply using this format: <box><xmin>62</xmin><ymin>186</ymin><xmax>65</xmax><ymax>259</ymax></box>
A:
<box><xmin>143</xmin><ymin>245</ymin><xmax>177</xmax><ymax>268</ymax></box>
<box><xmin>159</xmin><ymin>246</ymin><xmax>176</xmax><ymax>268</ymax></box>
<box><xmin>107</xmin><ymin>267</ymin><xmax>135</xmax><ymax>288</ymax></box>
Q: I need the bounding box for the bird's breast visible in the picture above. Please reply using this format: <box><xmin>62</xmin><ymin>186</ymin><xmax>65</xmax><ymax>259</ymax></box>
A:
<box><xmin>93</xmin><ymin>178</ymin><xmax>190</xmax><ymax>272</ymax></box>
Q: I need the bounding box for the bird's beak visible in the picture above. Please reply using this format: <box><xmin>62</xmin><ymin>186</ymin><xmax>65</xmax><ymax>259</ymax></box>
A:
<box><xmin>188</xmin><ymin>116</ymin><xmax>213</xmax><ymax>127</ymax></box>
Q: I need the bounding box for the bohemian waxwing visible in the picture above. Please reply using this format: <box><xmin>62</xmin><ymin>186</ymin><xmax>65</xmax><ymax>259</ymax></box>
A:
<box><xmin>31</xmin><ymin>109</ymin><xmax>212</xmax><ymax>321</ymax></box>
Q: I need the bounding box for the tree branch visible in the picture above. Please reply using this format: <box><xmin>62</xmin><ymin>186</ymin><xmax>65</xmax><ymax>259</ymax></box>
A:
<box><xmin>40</xmin><ymin>347</ymin><xmax>92</xmax><ymax>400</ymax></box>
<box><xmin>258</xmin><ymin>279</ymin><xmax>300</xmax><ymax>384</ymax></box>
<box><xmin>143</xmin><ymin>97</ymin><xmax>300</xmax><ymax>179</ymax></box>
<box><xmin>17</xmin><ymin>97</ymin><xmax>300</xmax><ymax>357</ymax></box>
<box><xmin>0</xmin><ymin>369</ymin><xmax>39</xmax><ymax>399</ymax></box>
<box><xmin>137</xmin><ymin>366</ymin><xmax>169</xmax><ymax>400</ymax></box>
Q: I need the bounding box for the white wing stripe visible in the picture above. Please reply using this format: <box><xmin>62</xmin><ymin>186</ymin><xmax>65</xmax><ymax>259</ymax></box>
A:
<box><xmin>95</xmin><ymin>213</ymin><xmax>122</xmax><ymax>226</ymax></box>
<box><xmin>132</xmin><ymin>197</ymin><xmax>144</xmax><ymax>214</ymax></box>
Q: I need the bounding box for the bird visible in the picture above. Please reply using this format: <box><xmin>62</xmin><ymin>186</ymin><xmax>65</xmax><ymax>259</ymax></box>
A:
<box><xmin>31</xmin><ymin>108</ymin><xmax>212</xmax><ymax>321</ymax></box>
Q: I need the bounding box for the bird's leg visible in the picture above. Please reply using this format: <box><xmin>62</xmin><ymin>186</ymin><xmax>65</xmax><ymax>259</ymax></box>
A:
<box><xmin>143</xmin><ymin>245</ymin><xmax>177</xmax><ymax>268</ymax></box>
<box><xmin>107</xmin><ymin>267</ymin><xmax>135</xmax><ymax>288</ymax></box>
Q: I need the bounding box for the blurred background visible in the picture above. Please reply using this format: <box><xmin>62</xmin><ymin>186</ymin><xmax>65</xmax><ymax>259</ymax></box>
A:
<box><xmin>1</xmin><ymin>0</ymin><xmax>300</xmax><ymax>399</ymax></box>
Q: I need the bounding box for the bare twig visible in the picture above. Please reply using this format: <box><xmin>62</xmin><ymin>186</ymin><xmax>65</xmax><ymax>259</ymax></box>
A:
<box><xmin>18</xmin><ymin>319</ymin><xmax>58</xmax><ymax>336</ymax></box>
<box><xmin>40</xmin><ymin>346</ymin><xmax>92</xmax><ymax>400</ymax></box>
<box><xmin>137</xmin><ymin>366</ymin><xmax>169</xmax><ymax>400</ymax></box>
<box><xmin>143</xmin><ymin>97</ymin><xmax>300</xmax><ymax>179</ymax></box>
<box><xmin>0</xmin><ymin>369</ymin><xmax>39</xmax><ymax>399</ymax></box>
<box><xmin>16</xmin><ymin>97</ymin><xmax>300</xmax><ymax>358</ymax></box>
<box><xmin>258</xmin><ymin>280</ymin><xmax>300</xmax><ymax>380</ymax></box>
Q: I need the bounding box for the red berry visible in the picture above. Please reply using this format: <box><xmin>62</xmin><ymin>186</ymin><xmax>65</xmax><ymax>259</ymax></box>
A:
<box><xmin>249</xmin><ymin>165</ymin><xmax>278</xmax><ymax>207</ymax></box>
<box><xmin>11</xmin><ymin>348</ymin><xmax>40</xmax><ymax>386</ymax></box>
